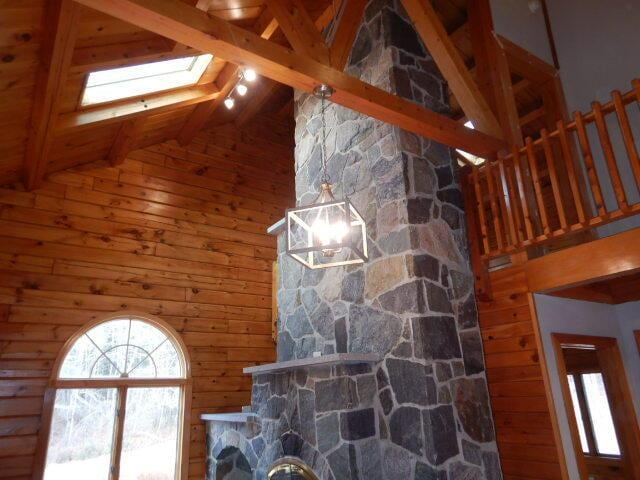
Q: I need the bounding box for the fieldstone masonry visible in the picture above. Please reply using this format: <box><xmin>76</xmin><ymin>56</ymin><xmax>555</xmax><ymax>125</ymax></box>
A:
<box><xmin>205</xmin><ymin>1</ymin><xmax>502</xmax><ymax>479</ymax></box>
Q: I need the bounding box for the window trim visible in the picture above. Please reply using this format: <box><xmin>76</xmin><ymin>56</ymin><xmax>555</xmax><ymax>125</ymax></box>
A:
<box><xmin>80</xmin><ymin>54</ymin><xmax>213</xmax><ymax>108</ymax></box>
<box><xmin>34</xmin><ymin>311</ymin><xmax>192</xmax><ymax>480</ymax></box>
<box><xmin>552</xmin><ymin>333</ymin><xmax>640</xmax><ymax>479</ymax></box>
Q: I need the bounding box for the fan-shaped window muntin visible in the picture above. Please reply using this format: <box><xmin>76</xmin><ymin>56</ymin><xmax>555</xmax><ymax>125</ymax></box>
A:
<box><xmin>42</xmin><ymin>314</ymin><xmax>190</xmax><ymax>480</ymax></box>
<box><xmin>59</xmin><ymin>318</ymin><xmax>185</xmax><ymax>379</ymax></box>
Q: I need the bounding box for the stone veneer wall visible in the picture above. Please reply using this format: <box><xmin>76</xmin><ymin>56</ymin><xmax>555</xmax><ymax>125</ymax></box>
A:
<box><xmin>206</xmin><ymin>1</ymin><xmax>502</xmax><ymax>479</ymax></box>
<box><xmin>275</xmin><ymin>0</ymin><xmax>501</xmax><ymax>478</ymax></box>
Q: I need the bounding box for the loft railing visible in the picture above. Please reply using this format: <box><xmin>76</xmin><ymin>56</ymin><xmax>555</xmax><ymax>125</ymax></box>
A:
<box><xmin>466</xmin><ymin>78</ymin><xmax>640</xmax><ymax>260</ymax></box>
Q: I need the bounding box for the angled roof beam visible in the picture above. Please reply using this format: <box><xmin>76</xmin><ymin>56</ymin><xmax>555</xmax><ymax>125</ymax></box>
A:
<box><xmin>176</xmin><ymin>8</ymin><xmax>280</xmax><ymax>146</ymax></box>
<box><xmin>71</xmin><ymin>0</ymin><xmax>506</xmax><ymax>157</ymax></box>
<box><xmin>56</xmin><ymin>83</ymin><xmax>219</xmax><ymax>133</ymax></box>
<box><xmin>264</xmin><ymin>0</ymin><xmax>330</xmax><ymax>65</ymax></box>
<box><xmin>328</xmin><ymin>0</ymin><xmax>368</xmax><ymax>70</ymax></box>
<box><xmin>24</xmin><ymin>0</ymin><xmax>81</xmax><ymax>190</ymax></box>
<box><xmin>468</xmin><ymin>0</ymin><xmax>522</xmax><ymax>146</ymax></box>
<box><xmin>235</xmin><ymin>80</ymin><xmax>282</xmax><ymax>128</ymax></box>
<box><xmin>176</xmin><ymin>62</ymin><xmax>239</xmax><ymax>145</ymax></box>
<box><xmin>399</xmin><ymin>0</ymin><xmax>503</xmax><ymax>139</ymax></box>
<box><xmin>211</xmin><ymin>4</ymin><xmax>338</xmax><ymax>134</ymax></box>
<box><xmin>107</xmin><ymin>117</ymin><xmax>146</xmax><ymax>165</ymax></box>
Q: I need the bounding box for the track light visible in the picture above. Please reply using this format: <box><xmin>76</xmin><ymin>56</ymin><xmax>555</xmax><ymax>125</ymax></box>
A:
<box><xmin>244</xmin><ymin>68</ymin><xmax>257</xmax><ymax>82</ymax></box>
<box><xmin>224</xmin><ymin>97</ymin><xmax>235</xmax><ymax>109</ymax></box>
<box><xmin>236</xmin><ymin>83</ymin><xmax>248</xmax><ymax>96</ymax></box>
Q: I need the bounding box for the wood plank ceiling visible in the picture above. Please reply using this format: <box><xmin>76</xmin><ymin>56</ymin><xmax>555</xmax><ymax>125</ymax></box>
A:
<box><xmin>0</xmin><ymin>0</ymin><xmax>548</xmax><ymax>188</ymax></box>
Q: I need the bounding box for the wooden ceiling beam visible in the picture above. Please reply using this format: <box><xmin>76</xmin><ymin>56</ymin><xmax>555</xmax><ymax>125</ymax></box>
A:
<box><xmin>468</xmin><ymin>0</ymin><xmax>523</xmax><ymax>146</ymax></box>
<box><xmin>328</xmin><ymin>0</ymin><xmax>368</xmax><ymax>71</ymax></box>
<box><xmin>230</xmin><ymin>3</ymin><xmax>341</xmax><ymax>129</ymax></box>
<box><xmin>56</xmin><ymin>83</ymin><xmax>219</xmax><ymax>133</ymax></box>
<box><xmin>497</xmin><ymin>34</ymin><xmax>557</xmax><ymax>85</ymax></box>
<box><xmin>176</xmin><ymin>7</ymin><xmax>281</xmax><ymax>146</ymax></box>
<box><xmin>70</xmin><ymin>37</ymin><xmax>198</xmax><ymax>73</ymax></box>
<box><xmin>400</xmin><ymin>0</ymin><xmax>503</xmax><ymax>139</ymax></box>
<box><xmin>107</xmin><ymin>117</ymin><xmax>146</xmax><ymax>165</ymax></box>
<box><xmin>235</xmin><ymin>80</ymin><xmax>282</xmax><ymax>128</ymax></box>
<box><xmin>176</xmin><ymin>63</ymin><xmax>239</xmax><ymax>145</ymax></box>
<box><xmin>519</xmin><ymin>106</ymin><xmax>545</xmax><ymax>127</ymax></box>
<box><xmin>72</xmin><ymin>0</ymin><xmax>505</xmax><ymax>157</ymax></box>
<box><xmin>264</xmin><ymin>0</ymin><xmax>330</xmax><ymax>65</ymax></box>
<box><xmin>24</xmin><ymin>0</ymin><xmax>81</xmax><ymax>190</ymax></box>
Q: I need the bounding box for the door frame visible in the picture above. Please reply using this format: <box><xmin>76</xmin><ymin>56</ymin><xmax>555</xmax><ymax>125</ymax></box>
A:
<box><xmin>552</xmin><ymin>333</ymin><xmax>640</xmax><ymax>479</ymax></box>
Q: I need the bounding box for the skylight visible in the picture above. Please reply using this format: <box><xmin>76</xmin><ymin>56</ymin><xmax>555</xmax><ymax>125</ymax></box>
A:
<box><xmin>81</xmin><ymin>54</ymin><xmax>213</xmax><ymax>106</ymax></box>
<box><xmin>457</xmin><ymin>121</ymin><xmax>485</xmax><ymax>165</ymax></box>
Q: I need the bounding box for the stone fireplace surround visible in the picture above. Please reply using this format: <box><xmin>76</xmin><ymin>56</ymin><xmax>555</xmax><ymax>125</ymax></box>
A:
<box><xmin>203</xmin><ymin>1</ymin><xmax>502</xmax><ymax>479</ymax></box>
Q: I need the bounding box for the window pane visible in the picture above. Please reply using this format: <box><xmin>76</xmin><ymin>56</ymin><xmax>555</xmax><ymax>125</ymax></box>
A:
<box><xmin>87</xmin><ymin>57</ymin><xmax>197</xmax><ymax>87</ymax></box>
<box><xmin>119</xmin><ymin>387</ymin><xmax>181</xmax><ymax>480</ymax></box>
<box><xmin>44</xmin><ymin>388</ymin><xmax>117</xmax><ymax>480</ymax></box>
<box><xmin>582</xmin><ymin>373</ymin><xmax>621</xmax><ymax>456</ymax></box>
<box><xmin>59</xmin><ymin>335</ymin><xmax>102</xmax><ymax>378</ymax></box>
<box><xmin>567</xmin><ymin>375</ymin><xmax>590</xmax><ymax>453</ymax></box>
<box><xmin>82</xmin><ymin>54</ymin><xmax>213</xmax><ymax>105</ymax></box>
<box><xmin>59</xmin><ymin>319</ymin><xmax>184</xmax><ymax>379</ymax></box>
<box><xmin>129</xmin><ymin>320</ymin><xmax>167</xmax><ymax>353</ymax></box>
<box><xmin>149</xmin><ymin>340</ymin><xmax>182</xmax><ymax>378</ymax></box>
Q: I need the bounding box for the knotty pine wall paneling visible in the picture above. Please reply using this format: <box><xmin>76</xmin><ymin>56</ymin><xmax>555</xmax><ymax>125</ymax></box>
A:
<box><xmin>478</xmin><ymin>264</ymin><xmax>567</xmax><ymax>480</ymax></box>
<box><xmin>0</xmin><ymin>124</ymin><xmax>294</xmax><ymax>480</ymax></box>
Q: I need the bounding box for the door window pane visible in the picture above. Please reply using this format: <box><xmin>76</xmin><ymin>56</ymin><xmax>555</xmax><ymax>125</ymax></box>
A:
<box><xmin>582</xmin><ymin>373</ymin><xmax>621</xmax><ymax>456</ymax></box>
<box><xmin>119</xmin><ymin>387</ymin><xmax>181</xmax><ymax>480</ymax></box>
<box><xmin>44</xmin><ymin>388</ymin><xmax>118</xmax><ymax>480</ymax></box>
<box><xmin>567</xmin><ymin>375</ymin><xmax>590</xmax><ymax>453</ymax></box>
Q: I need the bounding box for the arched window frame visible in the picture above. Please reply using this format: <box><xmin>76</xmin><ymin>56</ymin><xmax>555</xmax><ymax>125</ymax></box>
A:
<box><xmin>34</xmin><ymin>311</ymin><xmax>192</xmax><ymax>480</ymax></box>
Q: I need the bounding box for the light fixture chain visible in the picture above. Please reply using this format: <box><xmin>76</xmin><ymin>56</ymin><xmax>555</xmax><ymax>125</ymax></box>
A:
<box><xmin>320</xmin><ymin>93</ymin><xmax>330</xmax><ymax>184</ymax></box>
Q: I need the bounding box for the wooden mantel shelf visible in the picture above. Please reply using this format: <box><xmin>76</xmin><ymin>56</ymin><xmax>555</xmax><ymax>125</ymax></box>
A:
<box><xmin>243</xmin><ymin>353</ymin><xmax>382</xmax><ymax>375</ymax></box>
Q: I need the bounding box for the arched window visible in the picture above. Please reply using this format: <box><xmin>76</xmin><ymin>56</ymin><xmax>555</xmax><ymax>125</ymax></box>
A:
<box><xmin>41</xmin><ymin>314</ymin><xmax>190</xmax><ymax>480</ymax></box>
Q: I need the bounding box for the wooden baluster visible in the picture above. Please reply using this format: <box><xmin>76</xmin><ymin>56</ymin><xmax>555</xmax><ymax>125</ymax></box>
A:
<box><xmin>541</xmin><ymin>128</ymin><xmax>568</xmax><ymax>230</ymax></box>
<box><xmin>472</xmin><ymin>167</ymin><xmax>490</xmax><ymax>255</ymax></box>
<box><xmin>574</xmin><ymin>111</ymin><xmax>606</xmax><ymax>217</ymax></box>
<box><xmin>612</xmin><ymin>90</ymin><xmax>640</xmax><ymax>190</ymax></box>
<box><xmin>525</xmin><ymin>137</ymin><xmax>550</xmax><ymax>236</ymax></box>
<box><xmin>498</xmin><ymin>153</ymin><xmax>519</xmax><ymax>248</ymax></box>
<box><xmin>592</xmin><ymin>101</ymin><xmax>628</xmax><ymax>211</ymax></box>
<box><xmin>557</xmin><ymin>121</ymin><xmax>587</xmax><ymax>225</ymax></box>
<box><xmin>512</xmin><ymin>145</ymin><xmax>535</xmax><ymax>241</ymax></box>
<box><xmin>504</xmin><ymin>154</ymin><xmax>525</xmax><ymax>245</ymax></box>
<box><xmin>485</xmin><ymin>160</ymin><xmax>505</xmax><ymax>251</ymax></box>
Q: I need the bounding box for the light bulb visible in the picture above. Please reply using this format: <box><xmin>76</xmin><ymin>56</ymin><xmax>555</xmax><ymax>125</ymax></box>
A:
<box><xmin>236</xmin><ymin>83</ymin><xmax>248</xmax><ymax>96</ymax></box>
<box><xmin>224</xmin><ymin>97</ymin><xmax>235</xmax><ymax>109</ymax></box>
<box><xmin>244</xmin><ymin>68</ymin><xmax>257</xmax><ymax>82</ymax></box>
<box><xmin>311</xmin><ymin>219</ymin><xmax>348</xmax><ymax>246</ymax></box>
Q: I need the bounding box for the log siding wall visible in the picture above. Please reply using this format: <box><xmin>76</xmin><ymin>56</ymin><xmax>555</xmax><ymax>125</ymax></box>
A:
<box><xmin>479</xmin><ymin>265</ymin><xmax>565</xmax><ymax>480</ymax></box>
<box><xmin>0</xmin><ymin>123</ymin><xmax>294</xmax><ymax>479</ymax></box>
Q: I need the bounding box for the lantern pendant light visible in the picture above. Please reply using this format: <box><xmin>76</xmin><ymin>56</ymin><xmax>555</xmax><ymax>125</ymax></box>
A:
<box><xmin>285</xmin><ymin>85</ymin><xmax>368</xmax><ymax>269</ymax></box>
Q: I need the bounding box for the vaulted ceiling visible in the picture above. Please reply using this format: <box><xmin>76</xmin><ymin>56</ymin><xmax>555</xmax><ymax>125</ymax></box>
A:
<box><xmin>0</xmin><ymin>0</ymin><xmax>550</xmax><ymax>188</ymax></box>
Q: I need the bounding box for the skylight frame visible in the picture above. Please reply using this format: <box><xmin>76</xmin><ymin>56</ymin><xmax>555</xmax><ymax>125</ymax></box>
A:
<box><xmin>80</xmin><ymin>53</ymin><xmax>214</xmax><ymax>107</ymax></box>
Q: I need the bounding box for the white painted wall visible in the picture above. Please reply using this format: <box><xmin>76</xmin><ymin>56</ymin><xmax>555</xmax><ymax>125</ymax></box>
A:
<box><xmin>490</xmin><ymin>0</ymin><xmax>640</xmax><ymax>236</ymax></box>
<box><xmin>534</xmin><ymin>295</ymin><xmax>640</xmax><ymax>479</ymax></box>
<box><xmin>615</xmin><ymin>301</ymin><xmax>640</xmax><ymax>417</ymax></box>
<box><xmin>489</xmin><ymin>0</ymin><xmax>553</xmax><ymax>64</ymax></box>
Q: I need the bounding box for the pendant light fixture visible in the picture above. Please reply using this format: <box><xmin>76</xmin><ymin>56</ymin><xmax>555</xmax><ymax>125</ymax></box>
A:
<box><xmin>285</xmin><ymin>85</ymin><xmax>368</xmax><ymax>269</ymax></box>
